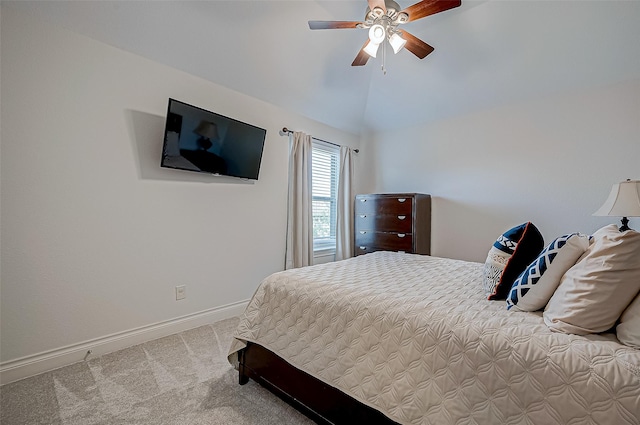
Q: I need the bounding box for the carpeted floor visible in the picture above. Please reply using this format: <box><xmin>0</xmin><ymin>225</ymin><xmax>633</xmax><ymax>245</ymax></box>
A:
<box><xmin>0</xmin><ymin>317</ymin><xmax>315</xmax><ymax>425</ymax></box>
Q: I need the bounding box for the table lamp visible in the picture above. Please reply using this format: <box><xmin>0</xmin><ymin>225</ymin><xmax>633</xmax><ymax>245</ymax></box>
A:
<box><xmin>593</xmin><ymin>179</ymin><xmax>640</xmax><ymax>231</ymax></box>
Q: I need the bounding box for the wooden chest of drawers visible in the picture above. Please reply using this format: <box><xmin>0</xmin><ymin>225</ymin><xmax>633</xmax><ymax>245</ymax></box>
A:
<box><xmin>354</xmin><ymin>193</ymin><xmax>431</xmax><ymax>256</ymax></box>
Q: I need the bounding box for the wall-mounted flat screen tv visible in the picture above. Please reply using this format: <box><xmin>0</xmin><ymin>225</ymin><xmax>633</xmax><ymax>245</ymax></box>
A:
<box><xmin>161</xmin><ymin>98</ymin><xmax>267</xmax><ymax>180</ymax></box>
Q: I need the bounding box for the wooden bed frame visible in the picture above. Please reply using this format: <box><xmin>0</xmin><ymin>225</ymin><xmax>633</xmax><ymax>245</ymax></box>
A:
<box><xmin>238</xmin><ymin>342</ymin><xmax>399</xmax><ymax>425</ymax></box>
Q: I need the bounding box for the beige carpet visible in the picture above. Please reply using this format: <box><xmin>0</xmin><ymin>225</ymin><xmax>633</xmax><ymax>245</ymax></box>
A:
<box><xmin>0</xmin><ymin>317</ymin><xmax>315</xmax><ymax>425</ymax></box>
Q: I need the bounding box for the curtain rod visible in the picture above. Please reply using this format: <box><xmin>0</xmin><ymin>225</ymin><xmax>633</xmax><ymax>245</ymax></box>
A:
<box><xmin>281</xmin><ymin>127</ymin><xmax>359</xmax><ymax>153</ymax></box>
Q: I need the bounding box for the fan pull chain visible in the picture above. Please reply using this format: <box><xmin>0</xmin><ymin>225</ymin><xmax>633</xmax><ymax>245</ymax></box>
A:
<box><xmin>382</xmin><ymin>39</ymin><xmax>387</xmax><ymax>75</ymax></box>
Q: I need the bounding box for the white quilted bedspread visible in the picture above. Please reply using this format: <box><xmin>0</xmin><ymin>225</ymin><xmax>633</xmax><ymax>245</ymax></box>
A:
<box><xmin>228</xmin><ymin>252</ymin><xmax>640</xmax><ymax>425</ymax></box>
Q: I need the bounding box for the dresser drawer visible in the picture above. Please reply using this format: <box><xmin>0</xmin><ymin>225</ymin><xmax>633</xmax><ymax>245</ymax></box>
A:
<box><xmin>355</xmin><ymin>213</ymin><xmax>412</xmax><ymax>233</ymax></box>
<box><xmin>355</xmin><ymin>231</ymin><xmax>413</xmax><ymax>252</ymax></box>
<box><xmin>354</xmin><ymin>245</ymin><xmax>381</xmax><ymax>256</ymax></box>
<box><xmin>355</xmin><ymin>196</ymin><xmax>413</xmax><ymax>215</ymax></box>
<box><xmin>355</xmin><ymin>242</ymin><xmax>412</xmax><ymax>256</ymax></box>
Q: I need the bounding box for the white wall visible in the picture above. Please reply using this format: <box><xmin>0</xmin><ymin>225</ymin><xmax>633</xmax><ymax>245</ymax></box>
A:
<box><xmin>367</xmin><ymin>79</ymin><xmax>640</xmax><ymax>262</ymax></box>
<box><xmin>0</xmin><ymin>6</ymin><xmax>361</xmax><ymax>377</ymax></box>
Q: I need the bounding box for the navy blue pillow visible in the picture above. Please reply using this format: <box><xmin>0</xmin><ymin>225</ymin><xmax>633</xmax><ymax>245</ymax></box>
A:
<box><xmin>485</xmin><ymin>222</ymin><xmax>545</xmax><ymax>301</ymax></box>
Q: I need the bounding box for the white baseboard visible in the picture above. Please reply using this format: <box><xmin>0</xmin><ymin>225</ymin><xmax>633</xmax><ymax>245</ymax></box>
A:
<box><xmin>0</xmin><ymin>300</ymin><xmax>249</xmax><ymax>385</ymax></box>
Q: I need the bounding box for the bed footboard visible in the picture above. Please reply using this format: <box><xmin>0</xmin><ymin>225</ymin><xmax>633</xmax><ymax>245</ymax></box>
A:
<box><xmin>238</xmin><ymin>342</ymin><xmax>398</xmax><ymax>425</ymax></box>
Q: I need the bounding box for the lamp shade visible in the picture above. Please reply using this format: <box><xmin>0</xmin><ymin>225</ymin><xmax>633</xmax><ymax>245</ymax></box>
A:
<box><xmin>593</xmin><ymin>179</ymin><xmax>640</xmax><ymax>217</ymax></box>
<box><xmin>194</xmin><ymin>120</ymin><xmax>218</xmax><ymax>140</ymax></box>
<box><xmin>368</xmin><ymin>24</ymin><xmax>386</xmax><ymax>44</ymax></box>
<box><xmin>363</xmin><ymin>40</ymin><xmax>380</xmax><ymax>58</ymax></box>
<box><xmin>389</xmin><ymin>32</ymin><xmax>407</xmax><ymax>54</ymax></box>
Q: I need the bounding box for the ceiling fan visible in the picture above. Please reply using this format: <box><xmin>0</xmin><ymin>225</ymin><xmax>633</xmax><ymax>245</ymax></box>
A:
<box><xmin>309</xmin><ymin>0</ymin><xmax>461</xmax><ymax>67</ymax></box>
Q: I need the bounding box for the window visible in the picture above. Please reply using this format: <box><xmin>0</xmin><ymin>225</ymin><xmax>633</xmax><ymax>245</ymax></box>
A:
<box><xmin>311</xmin><ymin>141</ymin><xmax>340</xmax><ymax>252</ymax></box>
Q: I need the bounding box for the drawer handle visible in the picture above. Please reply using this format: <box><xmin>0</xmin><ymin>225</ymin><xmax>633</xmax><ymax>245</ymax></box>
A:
<box><xmin>397</xmin><ymin>233</ymin><xmax>406</xmax><ymax>238</ymax></box>
<box><xmin>359</xmin><ymin>246</ymin><xmax>367</xmax><ymax>250</ymax></box>
<box><xmin>397</xmin><ymin>198</ymin><xmax>406</xmax><ymax>203</ymax></box>
<box><xmin>359</xmin><ymin>231</ymin><xmax>367</xmax><ymax>234</ymax></box>
<box><xmin>397</xmin><ymin>215</ymin><xmax>406</xmax><ymax>220</ymax></box>
<box><xmin>359</xmin><ymin>199</ymin><xmax>367</xmax><ymax>202</ymax></box>
<box><xmin>359</xmin><ymin>214</ymin><xmax>367</xmax><ymax>218</ymax></box>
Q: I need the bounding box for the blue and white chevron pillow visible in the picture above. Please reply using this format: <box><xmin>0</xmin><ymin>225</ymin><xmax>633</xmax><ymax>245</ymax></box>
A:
<box><xmin>507</xmin><ymin>233</ymin><xmax>591</xmax><ymax>311</ymax></box>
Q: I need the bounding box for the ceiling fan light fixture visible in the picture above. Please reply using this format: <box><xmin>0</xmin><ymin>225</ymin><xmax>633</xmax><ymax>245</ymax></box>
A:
<box><xmin>368</xmin><ymin>24</ymin><xmax>386</xmax><ymax>45</ymax></box>
<box><xmin>389</xmin><ymin>32</ymin><xmax>407</xmax><ymax>54</ymax></box>
<box><xmin>363</xmin><ymin>40</ymin><xmax>380</xmax><ymax>58</ymax></box>
<box><xmin>308</xmin><ymin>0</ymin><xmax>462</xmax><ymax>69</ymax></box>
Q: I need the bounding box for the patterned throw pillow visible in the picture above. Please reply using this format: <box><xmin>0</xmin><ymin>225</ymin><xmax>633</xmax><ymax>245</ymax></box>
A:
<box><xmin>483</xmin><ymin>222</ymin><xmax>544</xmax><ymax>301</ymax></box>
<box><xmin>506</xmin><ymin>233</ymin><xmax>591</xmax><ymax>311</ymax></box>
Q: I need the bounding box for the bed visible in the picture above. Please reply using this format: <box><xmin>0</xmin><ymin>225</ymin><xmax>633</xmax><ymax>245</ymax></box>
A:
<box><xmin>228</xmin><ymin>251</ymin><xmax>640</xmax><ymax>425</ymax></box>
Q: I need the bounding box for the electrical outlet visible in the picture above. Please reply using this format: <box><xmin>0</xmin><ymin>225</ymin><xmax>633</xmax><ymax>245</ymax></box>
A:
<box><xmin>175</xmin><ymin>285</ymin><xmax>186</xmax><ymax>300</ymax></box>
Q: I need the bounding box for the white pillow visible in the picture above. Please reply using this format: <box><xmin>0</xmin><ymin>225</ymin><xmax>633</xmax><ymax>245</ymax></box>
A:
<box><xmin>617</xmin><ymin>293</ymin><xmax>640</xmax><ymax>348</ymax></box>
<box><xmin>543</xmin><ymin>224</ymin><xmax>640</xmax><ymax>335</ymax></box>
<box><xmin>506</xmin><ymin>233</ymin><xmax>590</xmax><ymax>312</ymax></box>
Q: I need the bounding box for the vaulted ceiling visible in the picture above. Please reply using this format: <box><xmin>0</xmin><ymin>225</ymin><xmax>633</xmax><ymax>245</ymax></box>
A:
<box><xmin>6</xmin><ymin>0</ymin><xmax>640</xmax><ymax>136</ymax></box>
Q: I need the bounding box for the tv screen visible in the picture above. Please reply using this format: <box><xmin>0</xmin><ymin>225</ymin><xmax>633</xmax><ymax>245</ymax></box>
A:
<box><xmin>160</xmin><ymin>99</ymin><xmax>267</xmax><ymax>180</ymax></box>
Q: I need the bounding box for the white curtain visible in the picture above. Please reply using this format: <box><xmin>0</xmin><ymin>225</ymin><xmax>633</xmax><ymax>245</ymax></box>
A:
<box><xmin>285</xmin><ymin>131</ymin><xmax>313</xmax><ymax>269</ymax></box>
<box><xmin>335</xmin><ymin>146</ymin><xmax>354</xmax><ymax>260</ymax></box>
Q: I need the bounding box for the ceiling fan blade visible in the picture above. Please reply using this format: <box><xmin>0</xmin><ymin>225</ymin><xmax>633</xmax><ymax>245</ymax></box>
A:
<box><xmin>400</xmin><ymin>0</ymin><xmax>461</xmax><ymax>22</ymax></box>
<box><xmin>352</xmin><ymin>40</ymin><xmax>371</xmax><ymax>66</ymax></box>
<box><xmin>399</xmin><ymin>30</ymin><xmax>435</xmax><ymax>59</ymax></box>
<box><xmin>308</xmin><ymin>20</ymin><xmax>362</xmax><ymax>30</ymax></box>
<box><xmin>368</xmin><ymin>0</ymin><xmax>387</xmax><ymax>14</ymax></box>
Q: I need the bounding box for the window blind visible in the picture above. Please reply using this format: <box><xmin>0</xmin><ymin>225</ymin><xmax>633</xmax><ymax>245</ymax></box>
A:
<box><xmin>311</xmin><ymin>141</ymin><xmax>340</xmax><ymax>251</ymax></box>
